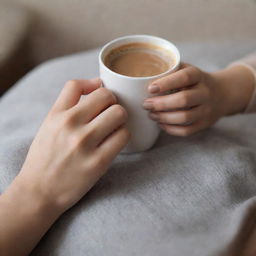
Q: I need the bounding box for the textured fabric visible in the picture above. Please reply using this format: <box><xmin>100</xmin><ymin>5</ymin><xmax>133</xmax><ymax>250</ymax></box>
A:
<box><xmin>230</xmin><ymin>52</ymin><xmax>256</xmax><ymax>113</ymax></box>
<box><xmin>1</xmin><ymin>42</ymin><xmax>256</xmax><ymax>256</ymax></box>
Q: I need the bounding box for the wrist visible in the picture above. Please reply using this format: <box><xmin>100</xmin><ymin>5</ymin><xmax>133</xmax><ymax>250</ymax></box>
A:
<box><xmin>2</xmin><ymin>174</ymin><xmax>62</xmax><ymax>221</ymax></box>
<box><xmin>0</xmin><ymin>174</ymin><xmax>61</xmax><ymax>255</ymax></box>
<box><xmin>212</xmin><ymin>64</ymin><xmax>255</xmax><ymax>116</ymax></box>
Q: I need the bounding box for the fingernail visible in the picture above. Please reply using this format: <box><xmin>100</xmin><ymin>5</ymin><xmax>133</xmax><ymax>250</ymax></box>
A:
<box><xmin>148</xmin><ymin>84</ymin><xmax>160</xmax><ymax>94</ymax></box>
<box><xmin>142</xmin><ymin>101</ymin><xmax>154</xmax><ymax>110</ymax></box>
<box><xmin>149</xmin><ymin>113</ymin><xmax>158</xmax><ymax>120</ymax></box>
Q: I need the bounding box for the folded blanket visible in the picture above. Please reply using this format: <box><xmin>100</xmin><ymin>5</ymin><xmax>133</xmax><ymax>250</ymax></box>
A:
<box><xmin>1</xmin><ymin>41</ymin><xmax>256</xmax><ymax>256</ymax></box>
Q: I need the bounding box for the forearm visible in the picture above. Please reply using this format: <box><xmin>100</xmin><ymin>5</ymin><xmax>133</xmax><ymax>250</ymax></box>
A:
<box><xmin>213</xmin><ymin>64</ymin><xmax>255</xmax><ymax>116</ymax></box>
<box><xmin>0</xmin><ymin>175</ymin><xmax>60</xmax><ymax>256</ymax></box>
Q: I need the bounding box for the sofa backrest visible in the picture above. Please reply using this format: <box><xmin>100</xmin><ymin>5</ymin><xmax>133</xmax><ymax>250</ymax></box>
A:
<box><xmin>8</xmin><ymin>0</ymin><xmax>256</xmax><ymax>64</ymax></box>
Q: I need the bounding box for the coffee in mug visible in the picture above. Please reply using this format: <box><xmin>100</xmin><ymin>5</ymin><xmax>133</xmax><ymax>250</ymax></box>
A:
<box><xmin>104</xmin><ymin>42</ymin><xmax>176</xmax><ymax>77</ymax></box>
<box><xmin>99</xmin><ymin>35</ymin><xmax>180</xmax><ymax>153</ymax></box>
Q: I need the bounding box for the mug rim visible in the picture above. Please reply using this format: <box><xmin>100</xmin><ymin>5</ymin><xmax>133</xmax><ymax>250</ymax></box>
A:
<box><xmin>99</xmin><ymin>34</ymin><xmax>180</xmax><ymax>80</ymax></box>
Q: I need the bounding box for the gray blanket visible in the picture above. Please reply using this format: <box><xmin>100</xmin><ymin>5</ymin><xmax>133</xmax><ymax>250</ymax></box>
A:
<box><xmin>1</xmin><ymin>41</ymin><xmax>256</xmax><ymax>256</ymax></box>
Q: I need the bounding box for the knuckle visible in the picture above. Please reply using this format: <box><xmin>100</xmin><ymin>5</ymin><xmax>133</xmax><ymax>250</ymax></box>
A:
<box><xmin>181</xmin><ymin>71</ymin><xmax>190</xmax><ymax>85</ymax></box>
<box><xmin>83</xmin><ymin>125</ymin><xmax>96</xmax><ymax>141</ymax></box>
<box><xmin>154</xmin><ymin>100</ymin><xmax>166</xmax><ymax>111</ymax></box>
<box><xmin>64</xmin><ymin>80</ymin><xmax>77</xmax><ymax>91</ymax></box>
<box><xmin>190</xmin><ymin>66</ymin><xmax>201</xmax><ymax>76</ymax></box>
<box><xmin>59</xmin><ymin>112</ymin><xmax>75</xmax><ymax>128</ymax></box>
<box><xmin>112</xmin><ymin>104</ymin><xmax>128</xmax><ymax>120</ymax></box>
<box><xmin>97</xmin><ymin>87</ymin><xmax>108</xmax><ymax>94</ymax></box>
<box><xmin>203</xmin><ymin>86</ymin><xmax>210</xmax><ymax>99</ymax></box>
<box><xmin>179</xmin><ymin>92</ymin><xmax>190</xmax><ymax>107</ymax></box>
<box><xmin>65</xmin><ymin>110</ymin><xmax>76</xmax><ymax>123</ymax></box>
<box><xmin>46</xmin><ymin>109</ymin><xmax>56</xmax><ymax>120</ymax></box>
<box><xmin>159</xmin><ymin>113</ymin><xmax>168</xmax><ymax>123</ymax></box>
<box><xmin>70</xmin><ymin>127</ymin><xmax>96</xmax><ymax>150</ymax></box>
<box><xmin>69</xmin><ymin>133</ymin><xmax>83</xmax><ymax>149</ymax></box>
<box><xmin>180</xmin><ymin>112</ymin><xmax>191</xmax><ymax>123</ymax></box>
<box><xmin>91</xmin><ymin>154</ymin><xmax>108</xmax><ymax>172</ymax></box>
<box><xmin>156</xmin><ymin>112</ymin><xmax>163</xmax><ymax>121</ymax></box>
<box><xmin>98</xmin><ymin>88</ymin><xmax>116</xmax><ymax>103</ymax></box>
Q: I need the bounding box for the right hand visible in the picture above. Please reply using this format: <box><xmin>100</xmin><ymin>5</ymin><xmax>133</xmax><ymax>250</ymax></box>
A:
<box><xmin>16</xmin><ymin>78</ymin><xmax>130</xmax><ymax>214</ymax></box>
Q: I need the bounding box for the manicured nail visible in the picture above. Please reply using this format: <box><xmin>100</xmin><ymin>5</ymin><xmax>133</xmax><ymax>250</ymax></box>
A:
<box><xmin>142</xmin><ymin>101</ymin><xmax>154</xmax><ymax>110</ymax></box>
<box><xmin>148</xmin><ymin>84</ymin><xmax>160</xmax><ymax>94</ymax></box>
<box><xmin>149</xmin><ymin>113</ymin><xmax>158</xmax><ymax>120</ymax></box>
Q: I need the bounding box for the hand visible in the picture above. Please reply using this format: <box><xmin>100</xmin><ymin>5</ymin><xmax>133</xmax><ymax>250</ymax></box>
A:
<box><xmin>0</xmin><ymin>78</ymin><xmax>130</xmax><ymax>256</ymax></box>
<box><xmin>17</xmin><ymin>78</ymin><xmax>130</xmax><ymax>213</ymax></box>
<box><xmin>142</xmin><ymin>64</ymin><xmax>222</xmax><ymax>136</ymax></box>
<box><xmin>143</xmin><ymin>63</ymin><xmax>255</xmax><ymax>136</ymax></box>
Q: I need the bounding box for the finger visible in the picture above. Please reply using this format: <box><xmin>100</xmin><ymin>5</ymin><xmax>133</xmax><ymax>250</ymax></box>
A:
<box><xmin>53</xmin><ymin>78</ymin><xmax>102</xmax><ymax>111</ymax></box>
<box><xmin>72</xmin><ymin>87</ymin><xmax>117</xmax><ymax>123</ymax></box>
<box><xmin>149</xmin><ymin>106</ymin><xmax>203</xmax><ymax>125</ymax></box>
<box><xmin>148</xmin><ymin>65</ymin><xmax>201</xmax><ymax>94</ymax></box>
<box><xmin>143</xmin><ymin>85</ymin><xmax>207</xmax><ymax>111</ymax></box>
<box><xmin>97</xmin><ymin>126</ymin><xmax>130</xmax><ymax>165</ymax></box>
<box><xmin>85</xmin><ymin>104</ymin><xmax>128</xmax><ymax>146</ymax></box>
<box><xmin>81</xmin><ymin>127</ymin><xmax>130</xmax><ymax>181</ymax></box>
<box><xmin>159</xmin><ymin>121</ymin><xmax>207</xmax><ymax>137</ymax></box>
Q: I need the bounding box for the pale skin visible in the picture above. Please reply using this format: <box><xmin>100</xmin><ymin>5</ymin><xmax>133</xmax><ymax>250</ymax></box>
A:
<box><xmin>143</xmin><ymin>63</ymin><xmax>255</xmax><ymax>136</ymax></box>
<box><xmin>0</xmin><ymin>78</ymin><xmax>130</xmax><ymax>256</ymax></box>
<box><xmin>0</xmin><ymin>63</ymin><xmax>255</xmax><ymax>256</ymax></box>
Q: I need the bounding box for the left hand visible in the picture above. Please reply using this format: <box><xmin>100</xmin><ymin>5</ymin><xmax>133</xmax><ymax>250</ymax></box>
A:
<box><xmin>142</xmin><ymin>63</ymin><xmax>225</xmax><ymax>136</ymax></box>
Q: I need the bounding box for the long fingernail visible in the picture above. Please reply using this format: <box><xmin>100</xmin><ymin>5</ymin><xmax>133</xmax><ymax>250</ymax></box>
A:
<box><xmin>142</xmin><ymin>101</ymin><xmax>154</xmax><ymax>110</ymax></box>
<box><xmin>148</xmin><ymin>84</ymin><xmax>160</xmax><ymax>94</ymax></box>
<box><xmin>149</xmin><ymin>113</ymin><xmax>158</xmax><ymax>120</ymax></box>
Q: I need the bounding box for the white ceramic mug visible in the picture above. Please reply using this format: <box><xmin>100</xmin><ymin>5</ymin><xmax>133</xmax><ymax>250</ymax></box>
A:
<box><xmin>99</xmin><ymin>35</ymin><xmax>180</xmax><ymax>153</ymax></box>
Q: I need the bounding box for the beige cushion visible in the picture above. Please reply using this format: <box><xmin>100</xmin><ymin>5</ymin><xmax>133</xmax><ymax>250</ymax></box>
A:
<box><xmin>9</xmin><ymin>0</ymin><xmax>256</xmax><ymax>64</ymax></box>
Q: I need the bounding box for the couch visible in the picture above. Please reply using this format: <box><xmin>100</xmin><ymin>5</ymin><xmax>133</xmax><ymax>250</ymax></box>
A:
<box><xmin>1</xmin><ymin>0</ymin><xmax>256</xmax><ymax>94</ymax></box>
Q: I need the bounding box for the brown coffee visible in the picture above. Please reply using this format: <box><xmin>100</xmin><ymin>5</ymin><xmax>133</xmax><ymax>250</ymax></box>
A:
<box><xmin>104</xmin><ymin>42</ymin><xmax>176</xmax><ymax>77</ymax></box>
